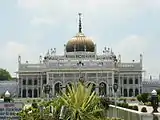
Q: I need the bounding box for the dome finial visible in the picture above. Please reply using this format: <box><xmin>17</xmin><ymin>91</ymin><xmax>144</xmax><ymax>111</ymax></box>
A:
<box><xmin>78</xmin><ymin>13</ymin><xmax>82</xmax><ymax>33</ymax></box>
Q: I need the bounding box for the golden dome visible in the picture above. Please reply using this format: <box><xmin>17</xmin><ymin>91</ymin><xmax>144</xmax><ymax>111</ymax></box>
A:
<box><xmin>66</xmin><ymin>13</ymin><xmax>95</xmax><ymax>52</ymax></box>
<box><xmin>66</xmin><ymin>32</ymin><xmax>95</xmax><ymax>52</ymax></box>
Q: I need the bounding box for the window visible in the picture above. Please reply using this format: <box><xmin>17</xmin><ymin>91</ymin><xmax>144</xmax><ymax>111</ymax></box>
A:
<box><xmin>34</xmin><ymin>79</ymin><xmax>37</xmax><ymax>85</ymax></box>
<box><xmin>135</xmin><ymin>78</ymin><xmax>138</xmax><ymax>84</ymax></box>
<box><xmin>123</xmin><ymin>78</ymin><xmax>127</xmax><ymax>84</ymax></box>
<box><xmin>114</xmin><ymin>78</ymin><xmax>118</xmax><ymax>84</ymax></box>
<box><xmin>129</xmin><ymin>78</ymin><xmax>133</xmax><ymax>84</ymax></box>
<box><xmin>28</xmin><ymin>79</ymin><xmax>32</xmax><ymax>85</ymax></box>
<box><xmin>23</xmin><ymin>79</ymin><xmax>26</xmax><ymax>85</ymax></box>
<box><xmin>43</xmin><ymin>79</ymin><xmax>46</xmax><ymax>84</ymax></box>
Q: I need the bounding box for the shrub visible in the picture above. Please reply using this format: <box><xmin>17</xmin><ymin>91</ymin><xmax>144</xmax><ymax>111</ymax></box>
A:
<box><xmin>137</xmin><ymin>94</ymin><xmax>142</xmax><ymax>102</ymax></box>
<box><xmin>130</xmin><ymin>98</ymin><xmax>136</xmax><ymax>101</ymax></box>
<box><xmin>132</xmin><ymin>105</ymin><xmax>138</xmax><ymax>111</ymax></box>
<box><xmin>32</xmin><ymin>100</ymin><xmax>38</xmax><ymax>108</ymax></box>
<box><xmin>141</xmin><ymin>107</ymin><xmax>147</xmax><ymax>112</ymax></box>
<box><xmin>128</xmin><ymin>106</ymin><xmax>133</xmax><ymax>110</ymax></box>
<box><xmin>144</xmin><ymin>102</ymin><xmax>151</xmax><ymax>106</ymax></box>
<box><xmin>137</xmin><ymin>93</ymin><xmax>149</xmax><ymax>103</ymax></box>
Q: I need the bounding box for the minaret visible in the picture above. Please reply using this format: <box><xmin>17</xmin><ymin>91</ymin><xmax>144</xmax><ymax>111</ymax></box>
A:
<box><xmin>78</xmin><ymin>13</ymin><xmax>82</xmax><ymax>33</ymax></box>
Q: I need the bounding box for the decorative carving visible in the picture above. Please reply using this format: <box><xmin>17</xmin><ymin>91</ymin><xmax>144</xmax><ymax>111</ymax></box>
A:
<box><xmin>18</xmin><ymin>55</ymin><xmax>21</xmax><ymax>63</ymax></box>
<box><xmin>39</xmin><ymin>55</ymin><xmax>42</xmax><ymax>63</ymax></box>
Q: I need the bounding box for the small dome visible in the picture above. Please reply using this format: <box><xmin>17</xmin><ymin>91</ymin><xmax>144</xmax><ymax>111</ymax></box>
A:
<box><xmin>66</xmin><ymin>33</ymin><xmax>95</xmax><ymax>52</ymax></box>
<box><xmin>151</xmin><ymin>90</ymin><xmax>157</xmax><ymax>95</ymax></box>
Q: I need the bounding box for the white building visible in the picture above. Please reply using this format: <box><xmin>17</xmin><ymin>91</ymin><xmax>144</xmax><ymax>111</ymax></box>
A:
<box><xmin>142</xmin><ymin>79</ymin><xmax>160</xmax><ymax>93</ymax></box>
<box><xmin>17</xmin><ymin>13</ymin><xmax>143</xmax><ymax>98</ymax></box>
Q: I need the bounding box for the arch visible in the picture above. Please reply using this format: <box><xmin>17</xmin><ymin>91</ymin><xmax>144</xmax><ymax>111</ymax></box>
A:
<box><xmin>129</xmin><ymin>89</ymin><xmax>133</xmax><ymax>97</ymax></box>
<box><xmin>88</xmin><ymin>82</ymin><xmax>96</xmax><ymax>93</ymax></box>
<box><xmin>28</xmin><ymin>89</ymin><xmax>32</xmax><ymax>98</ymax></box>
<box><xmin>22</xmin><ymin>89</ymin><xmax>26</xmax><ymax>98</ymax></box>
<box><xmin>135</xmin><ymin>88</ymin><xmax>139</xmax><ymax>96</ymax></box>
<box><xmin>99</xmin><ymin>82</ymin><xmax>107</xmax><ymax>96</ymax></box>
<box><xmin>34</xmin><ymin>89</ymin><xmax>38</xmax><ymax>98</ymax></box>
<box><xmin>124</xmin><ymin>89</ymin><xmax>127</xmax><ymax>97</ymax></box>
<box><xmin>54</xmin><ymin>82</ymin><xmax>62</xmax><ymax>96</ymax></box>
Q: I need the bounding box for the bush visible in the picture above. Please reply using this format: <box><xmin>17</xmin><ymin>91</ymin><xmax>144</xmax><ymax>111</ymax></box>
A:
<box><xmin>32</xmin><ymin>100</ymin><xmax>38</xmax><ymax>108</ymax></box>
<box><xmin>132</xmin><ymin>105</ymin><xmax>138</xmax><ymax>111</ymax></box>
<box><xmin>130</xmin><ymin>98</ymin><xmax>136</xmax><ymax>101</ymax></box>
<box><xmin>128</xmin><ymin>106</ymin><xmax>133</xmax><ymax>110</ymax></box>
<box><xmin>117</xmin><ymin>103</ymin><xmax>129</xmax><ymax>108</ymax></box>
<box><xmin>137</xmin><ymin>95</ymin><xmax>142</xmax><ymax>102</ymax></box>
<box><xmin>137</xmin><ymin>93</ymin><xmax>149</xmax><ymax>103</ymax></box>
<box><xmin>144</xmin><ymin>102</ymin><xmax>151</xmax><ymax>106</ymax></box>
<box><xmin>141</xmin><ymin>107</ymin><xmax>147</xmax><ymax>112</ymax></box>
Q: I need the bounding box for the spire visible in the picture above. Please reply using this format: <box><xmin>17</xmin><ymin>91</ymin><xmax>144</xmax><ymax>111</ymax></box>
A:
<box><xmin>78</xmin><ymin>13</ymin><xmax>82</xmax><ymax>33</ymax></box>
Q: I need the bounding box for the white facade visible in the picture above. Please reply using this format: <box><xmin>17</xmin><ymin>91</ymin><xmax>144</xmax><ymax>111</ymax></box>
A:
<box><xmin>17</xmin><ymin>14</ymin><xmax>143</xmax><ymax>98</ymax></box>
<box><xmin>142</xmin><ymin>80</ymin><xmax>160</xmax><ymax>93</ymax></box>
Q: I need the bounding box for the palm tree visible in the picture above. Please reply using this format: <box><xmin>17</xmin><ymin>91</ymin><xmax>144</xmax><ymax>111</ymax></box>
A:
<box><xmin>60</xmin><ymin>82</ymin><xmax>104</xmax><ymax>120</ymax></box>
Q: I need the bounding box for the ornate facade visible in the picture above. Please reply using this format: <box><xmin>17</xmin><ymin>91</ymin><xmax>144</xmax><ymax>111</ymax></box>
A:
<box><xmin>17</xmin><ymin>13</ymin><xmax>143</xmax><ymax>98</ymax></box>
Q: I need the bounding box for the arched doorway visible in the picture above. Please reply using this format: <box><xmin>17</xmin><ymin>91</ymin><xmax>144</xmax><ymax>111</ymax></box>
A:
<box><xmin>34</xmin><ymin>89</ymin><xmax>38</xmax><ymax>98</ymax></box>
<box><xmin>99</xmin><ymin>82</ymin><xmax>107</xmax><ymax>96</ymax></box>
<box><xmin>28</xmin><ymin>89</ymin><xmax>32</xmax><ymax>98</ymax></box>
<box><xmin>22</xmin><ymin>89</ymin><xmax>26</xmax><ymax>98</ymax></box>
<box><xmin>135</xmin><ymin>88</ymin><xmax>139</xmax><ymax>96</ymax></box>
<box><xmin>54</xmin><ymin>82</ymin><xmax>62</xmax><ymax>96</ymax></box>
<box><xmin>129</xmin><ymin>89</ymin><xmax>133</xmax><ymax>97</ymax></box>
<box><xmin>66</xmin><ymin>83</ymin><xmax>72</xmax><ymax>94</ymax></box>
<box><xmin>88</xmin><ymin>83</ymin><xmax>96</xmax><ymax>93</ymax></box>
<box><xmin>124</xmin><ymin>89</ymin><xmax>127</xmax><ymax>97</ymax></box>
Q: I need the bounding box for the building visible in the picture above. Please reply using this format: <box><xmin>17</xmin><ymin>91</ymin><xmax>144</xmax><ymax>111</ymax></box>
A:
<box><xmin>142</xmin><ymin>79</ymin><xmax>160</xmax><ymax>93</ymax></box>
<box><xmin>0</xmin><ymin>80</ymin><xmax>18</xmax><ymax>96</ymax></box>
<box><xmin>17</xmin><ymin>13</ymin><xmax>143</xmax><ymax>98</ymax></box>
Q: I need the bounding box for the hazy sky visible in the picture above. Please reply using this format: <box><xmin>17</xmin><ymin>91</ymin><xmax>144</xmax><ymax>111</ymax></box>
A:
<box><xmin>0</xmin><ymin>0</ymin><xmax>160</xmax><ymax>79</ymax></box>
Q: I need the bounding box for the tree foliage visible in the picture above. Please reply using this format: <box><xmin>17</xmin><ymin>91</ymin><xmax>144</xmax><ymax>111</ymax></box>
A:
<box><xmin>136</xmin><ymin>93</ymin><xmax>149</xmax><ymax>103</ymax></box>
<box><xmin>0</xmin><ymin>68</ymin><xmax>12</xmax><ymax>80</ymax></box>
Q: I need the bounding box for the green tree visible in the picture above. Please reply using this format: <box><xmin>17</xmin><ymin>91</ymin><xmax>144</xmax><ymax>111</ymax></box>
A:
<box><xmin>0</xmin><ymin>68</ymin><xmax>12</xmax><ymax>80</ymax></box>
<box><xmin>137</xmin><ymin>93</ymin><xmax>149</xmax><ymax>103</ymax></box>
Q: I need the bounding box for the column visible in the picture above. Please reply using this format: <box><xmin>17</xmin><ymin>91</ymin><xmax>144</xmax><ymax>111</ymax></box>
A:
<box><xmin>21</xmin><ymin>87</ymin><xmax>23</xmax><ymax>98</ymax></box>
<box><xmin>112</xmin><ymin>71</ymin><xmax>114</xmax><ymax>96</ymax></box>
<box><xmin>96</xmin><ymin>73</ymin><xmax>99</xmax><ymax>95</ymax></box>
<box><xmin>40</xmin><ymin>74</ymin><xmax>42</xmax><ymax>98</ymax></box>
<box><xmin>121</xmin><ymin>76</ymin><xmax>124</xmax><ymax>96</ymax></box>
<box><xmin>32</xmin><ymin>88</ymin><xmax>34</xmax><ymax>98</ymax></box>
<box><xmin>20</xmin><ymin>78</ymin><xmax>23</xmax><ymax>98</ymax></box>
<box><xmin>37</xmin><ymin>87</ymin><xmax>39</xmax><ymax>97</ymax></box>
<box><xmin>26</xmin><ymin>87</ymin><xmax>28</xmax><ymax>98</ymax></box>
<box><xmin>127</xmin><ymin>88</ymin><xmax>129</xmax><ymax>97</ymax></box>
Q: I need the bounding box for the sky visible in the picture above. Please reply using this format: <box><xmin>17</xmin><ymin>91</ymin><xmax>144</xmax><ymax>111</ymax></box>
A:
<box><xmin>0</xmin><ymin>0</ymin><xmax>160</xmax><ymax>79</ymax></box>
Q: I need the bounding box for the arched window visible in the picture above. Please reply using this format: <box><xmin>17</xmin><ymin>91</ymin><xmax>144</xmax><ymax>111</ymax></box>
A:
<box><xmin>129</xmin><ymin>78</ymin><xmax>133</xmax><ymax>84</ymax></box>
<box><xmin>28</xmin><ymin>89</ymin><xmax>32</xmax><ymax>98</ymax></box>
<box><xmin>129</xmin><ymin>89</ymin><xmax>133</xmax><ymax>97</ymax></box>
<box><xmin>22</xmin><ymin>89</ymin><xmax>26</xmax><ymax>98</ymax></box>
<box><xmin>28</xmin><ymin>79</ymin><xmax>32</xmax><ymax>85</ymax></box>
<box><xmin>99</xmin><ymin>82</ymin><xmax>107</xmax><ymax>96</ymax></box>
<box><xmin>23</xmin><ymin>79</ymin><xmax>26</xmax><ymax>85</ymax></box>
<box><xmin>54</xmin><ymin>82</ymin><xmax>62</xmax><ymax>96</ymax></box>
<box><xmin>135</xmin><ymin>78</ymin><xmax>138</xmax><ymax>84</ymax></box>
<box><xmin>124</xmin><ymin>89</ymin><xmax>127</xmax><ymax>97</ymax></box>
<box><xmin>123</xmin><ymin>78</ymin><xmax>127</xmax><ymax>84</ymax></box>
<box><xmin>34</xmin><ymin>89</ymin><xmax>38</xmax><ymax>98</ymax></box>
<box><xmin>135</xmin><ymin>89</ymin><xmax>139</xmax><ymax>96</ymax></box>
<box><xmin>34</xmin><ymin>79</ymin><xmax>37</xmax><ymax>85</ymax></box>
